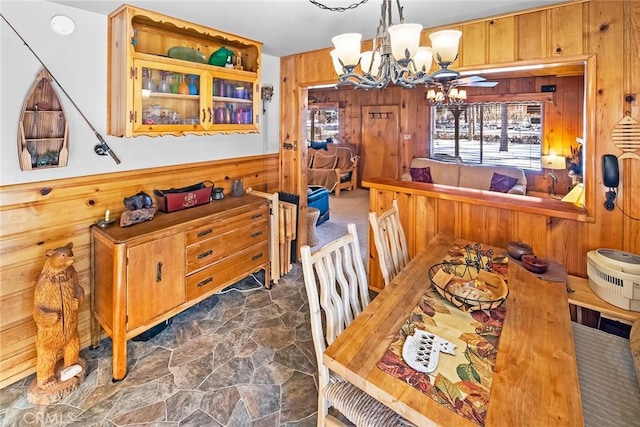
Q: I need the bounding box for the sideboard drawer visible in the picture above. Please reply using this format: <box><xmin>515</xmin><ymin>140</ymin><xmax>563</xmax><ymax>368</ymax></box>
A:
<box><xmin>185</xmin><ymin>204</ymin><xmax>269</xmax><ymax>245</ymax></box>
<box><xmin>186</xmin><ymin>219</ymin><xmax>268</xmax><ymax>273</ymax></box>
<box><xmin>186</xmin><ymin>241</ymin><xmax>269</xmax><ymax>300</ymax></box>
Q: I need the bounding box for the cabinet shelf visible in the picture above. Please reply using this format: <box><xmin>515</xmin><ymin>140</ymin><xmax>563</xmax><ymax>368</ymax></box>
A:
<box><xmin>146</xmin><ymin>92</ymin><xmax>198</xmax><ymax>100</ymax></box>
<box><xmin>212</xmin><ymin>96</ymin><xmax>253</xmax><ymax>104</ymax></box>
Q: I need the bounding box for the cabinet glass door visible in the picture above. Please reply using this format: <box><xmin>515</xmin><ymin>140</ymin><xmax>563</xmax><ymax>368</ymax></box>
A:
<box><xmin>211</xmin><ymin>77</ymin><xmax>254</xmax><ymax>126</ymax></box>
<box><xmin>134</xmin><ymin>61</ymin><xmax>206</xmax><ymax>133</ymax></box>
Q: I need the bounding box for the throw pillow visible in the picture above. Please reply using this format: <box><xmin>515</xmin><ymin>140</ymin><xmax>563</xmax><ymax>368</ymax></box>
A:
<box><xmin>489</xmin><ymin>173</ymin><xmax>519</xmax><ymax>193</ymax></box>
<box><xmin>313</xmin><ymin>152</ymin><xmax>337</xmax><ymax>169</ymax></box>
<box><xmin>410</xmin><ymin>167</ymin><xmax>433</xmax><ymax>183</ymax></box>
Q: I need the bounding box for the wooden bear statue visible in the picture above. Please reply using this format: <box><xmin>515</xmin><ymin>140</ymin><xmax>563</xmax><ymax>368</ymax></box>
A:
<box><xmin>32</xmin><ymin>242</ymin><xmax>85</xmax><ymax>390</ymax></box>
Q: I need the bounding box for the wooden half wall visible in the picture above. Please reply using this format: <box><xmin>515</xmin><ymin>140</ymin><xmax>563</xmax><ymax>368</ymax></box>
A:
<box><xmin>0</xmin><ymin>154</ymin><xmax>278</xmax><ymax>388</ymax></box>
<box><xmin>280</xmin><ymin>0</ymin><xmax>640</xmax><ymax>268</ymax></box>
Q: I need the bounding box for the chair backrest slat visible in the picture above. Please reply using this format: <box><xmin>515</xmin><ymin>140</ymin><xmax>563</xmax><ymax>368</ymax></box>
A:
<box><xmin>369</xmin><ymin>199</ymin><xmax>410</xmax><ymax>286</ymax></box>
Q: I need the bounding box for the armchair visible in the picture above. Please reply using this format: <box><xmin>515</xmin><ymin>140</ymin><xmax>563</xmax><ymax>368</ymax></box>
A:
<box><xmin>307</xmin><ymin>143</ymin><xmax>359</xmax><ymax>197</ymax></box>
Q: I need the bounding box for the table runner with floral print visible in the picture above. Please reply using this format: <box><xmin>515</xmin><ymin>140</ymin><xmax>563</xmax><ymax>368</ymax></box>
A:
<box><xmin>377</xmin><ymin>245</ymin><xmax>508</xmax><ymax>426</ymax></box>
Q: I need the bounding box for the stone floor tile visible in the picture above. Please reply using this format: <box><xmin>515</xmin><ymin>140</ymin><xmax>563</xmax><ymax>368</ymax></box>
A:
<box><xmin>199</xmin><ymin>386</ymin><xmax>241</xmax><ymax>425</ymax></box>
<box><xmin>172</xmin><ymin>320</ymin><xmax>203</xmax><ymax>346</ymax></box>
<box><xmin>237</xmin><ymin>384</ymin><xmax>280</xmax><ymax>420</ymax></box>
<box><xmin>169</xmin><ymin>334</ymin><xmax>219</xmax><ymax>368</ymax></box>
<box><xmin>282</xmin><ymin>413</ymin><xmax>318</xmax><ymax>427</ymax></box>
<box><xmin>165</xmin><ymin>390</ymin><xmax>204</xmax><ymax>422</ymax></box>
<box><xmin>279</xmin><ymin>372</ymin><xmax>318</xmax><ymax>424</ymax></box>
<box><xmin>273</xmin><ymin>344</ymin><xmax>315</xmax><ymax>374</ymax></box>
<box><xmin>170</xmin><ymin>353</ymin><xmax>213</xmax><ymax>390</ymax></box>
<box><xmin>122</xmin><ymin>347</ymin><xmax>172</xmax><ymax>389</ymax></box>
<box><xmin>226</xmin><ymin>400</ymin><xmax>252</xmax><ymax>426</ymax></box>
<box><xmin>250</xmin><ymin>346</ymin><xmax>275</xmax><ymax>370</ymax></box>
<box><xmin>251</xmin><ymin>327</ymin><xmax>295</xmax><ymax>350</ymax></box>
<box><xmin>199</xmin><ymin>357</ymin><xmax>254</xmax><ymax>391</ymax></box>
<box><xmin>293</xmin><ymin>340</ymin><xmax>317</xmax><ymax>368</ymax></box>
<box><xmin>251</xmin><ymin>412</ymin><xmax>279</xmax><ymax>427</ymax></box>
<box><xmin>178</xmin><ymin>408</ymin><xmax>220</xmax><ymax>426</ymax></box>
<box><xmin>252</xmin><ymin>362</ymin><xmax>294</xmax><ymax>386</ymax></box>
<box><xmin>106</xmin><ymin>380</ymin><xmax>159</xmax><ymax>421</ymax></box>
<box><xmin>109</xmin><ymin>400</ymin><xmax>166</xmax><ymax>425</ymax></box>
<box><xmin>213</xmin><ymin>328</ymin><xmax>254</xmax><ymax>369</ymax></box>
<box><xmin>273</xmin><ymin>294</ymin><xmax>307</xmax><ymax>314</ymax></box>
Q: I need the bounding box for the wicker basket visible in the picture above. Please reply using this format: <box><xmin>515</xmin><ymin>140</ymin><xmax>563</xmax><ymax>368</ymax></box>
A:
<box><xmin>428</xmin><ymin>263</ymin><xmax>508</xmax><ymax>311</ymax></box>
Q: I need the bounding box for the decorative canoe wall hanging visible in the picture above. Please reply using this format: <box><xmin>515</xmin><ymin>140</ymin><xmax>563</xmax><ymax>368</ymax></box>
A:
<box><xmin>2</xmin><ymin>14</ymin><xmax>121</xmax><ymax>166</ymax></box>
<box><xmin>18</xmin><ymin>69</ymin><xmax>69</xmax><ymax>170</ymax></box>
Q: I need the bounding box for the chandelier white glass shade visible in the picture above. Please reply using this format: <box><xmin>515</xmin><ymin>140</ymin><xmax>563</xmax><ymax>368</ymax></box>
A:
<box><xmin>330</xmin><ymin>0</ymin><xmax>463</xmax><ymax>90</ymax></box>
<box><xmin>426</xmin><ymin>87</ymin><xmax>467</xmax><ymax>105</ymax></box>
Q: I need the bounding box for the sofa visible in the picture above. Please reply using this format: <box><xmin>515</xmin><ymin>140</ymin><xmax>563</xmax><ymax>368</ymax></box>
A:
<box><xmin>307</xmin><ymin>142</ymin><xmax>359</xmax><ymax>196</ymax></box>
<box><xmin>402</xmin><ymin>157</ymin><xmax>527</xmax><ymax>195</ymax></box>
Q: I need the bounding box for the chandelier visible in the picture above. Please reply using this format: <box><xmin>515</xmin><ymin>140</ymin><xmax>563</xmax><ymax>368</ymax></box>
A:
<box><xmin>318</xmin><ymin>0</ymin><xmax>465</xmax><ymax>93</ymax></box>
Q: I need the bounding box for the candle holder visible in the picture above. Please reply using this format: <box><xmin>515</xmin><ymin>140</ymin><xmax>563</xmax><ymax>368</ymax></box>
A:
<box><xmin>96</xmin><ymin>218</ymin><xmax>116</xmax><ymax>228</ymax></box>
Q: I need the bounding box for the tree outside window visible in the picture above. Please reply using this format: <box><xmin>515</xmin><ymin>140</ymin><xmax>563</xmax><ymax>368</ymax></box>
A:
<box><xmin>430</xmin><ymin>102</ymin><xmax>543</xmax><ymax>171</ymax></box>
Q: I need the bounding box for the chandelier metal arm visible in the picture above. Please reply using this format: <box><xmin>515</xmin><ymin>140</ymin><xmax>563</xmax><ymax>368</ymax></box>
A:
<box><xmin>308</xmin><ymin>0</ymin><xmax>369</xmax><ymax>12</ymax></box>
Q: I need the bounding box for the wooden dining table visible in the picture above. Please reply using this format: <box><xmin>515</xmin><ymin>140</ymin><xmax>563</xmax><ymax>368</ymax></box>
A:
<box><xmin>323</xmin><ymin>234</ymin><xmax>584</xmax><ymax>426</ymax></box>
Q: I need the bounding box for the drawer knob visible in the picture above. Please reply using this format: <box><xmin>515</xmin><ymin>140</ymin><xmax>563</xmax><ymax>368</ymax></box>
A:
<box><xmin>251</xmin><ymin>231</ymin><xmax>263</xmax><ymax>238</ymax></box>
<box><xmin>197</xmin><ymin>249</ymin><xmax>213</xmax><ymax>259</ymax></box>
<box><xmin>251</xmin><ymin>253</ymin><xmax>263</xmax><ymax>261</ymax></box>
<box><xmin>197</xmin><ymin>277</ymin><xmax>213</xmax><ymax>287</ymax></box>
<box><xmin>197</xmin><ymin>229</ymin><xmax>213</xmax><ymax>237</ymax></box>
<box><xmin>250</xmin><ymin>213</ymin><xmax>263</xmax><ymax>219</ymax></box>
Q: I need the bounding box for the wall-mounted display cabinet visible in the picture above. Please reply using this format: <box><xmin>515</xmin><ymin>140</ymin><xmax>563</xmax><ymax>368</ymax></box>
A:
<box><xmin>107</xmin><ymin>5</ymin><xmax>262</xmax><ymax>137</ymax></box>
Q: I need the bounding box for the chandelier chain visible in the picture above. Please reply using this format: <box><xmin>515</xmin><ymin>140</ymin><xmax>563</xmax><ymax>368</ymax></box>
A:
<box><xmin>308</xmin><ymin>0</ymin><xmax>369</xmax><ymax>12</ymax></box>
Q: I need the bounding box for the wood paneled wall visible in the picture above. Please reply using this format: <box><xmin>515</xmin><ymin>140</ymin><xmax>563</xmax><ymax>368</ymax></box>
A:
<box><xmin>0</xmin><ymin>154</ymin><xmax>278</xmax><ymax>388</ymax></box>
<box><xmin>308</xmin><ymin>74</ymin><xmax>584</xmax><ymax>194</ymax></box>
<box><xmin>280</xmin><ymin>0</ymin><xmax>639</xmax><ymax>270</ymax></box>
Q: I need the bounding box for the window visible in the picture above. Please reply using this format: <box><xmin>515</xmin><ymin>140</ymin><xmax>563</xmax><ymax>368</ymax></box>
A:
<box><xmin>430</xmin><ymin>102</ymin><xmax>543</xmax><ymax>170</ymax></box>
<box><xmin>307</xmin><ymin>103</ymin><xmax>339</xmax><ymax>143</ymax></box>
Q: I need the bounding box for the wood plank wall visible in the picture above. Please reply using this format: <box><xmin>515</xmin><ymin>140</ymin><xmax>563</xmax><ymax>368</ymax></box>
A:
<box><xmin>280</xmin><ymin>0</ymin><xmax>639</xmax><ymax>275</ymax></box>
<box><xmin>308</xmin><ymin>74</ymin><xmax>584</xmax><ymax>194</ymax></box>
<box><xmin>0</xmin><ymin>154</ymin><xmax>278</xmax><ymax>388</ymax></box>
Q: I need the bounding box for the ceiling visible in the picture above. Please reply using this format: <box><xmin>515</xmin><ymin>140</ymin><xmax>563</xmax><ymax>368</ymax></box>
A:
<box><xmin>49</xmin><ymin>0</ymin><xmax>569</xmax><ymax>57</ymax></box>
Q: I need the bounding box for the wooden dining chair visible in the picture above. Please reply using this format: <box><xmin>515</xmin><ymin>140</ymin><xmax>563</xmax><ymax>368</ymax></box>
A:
<box><xmin>369</xmin><ymin>199</ymin><xmax>410</xmax><ymax>286</ymax></box>
<box><xmin>301</xmin><ymin>223</ymin><xmax>412</xmax><ymax>427</ymax></box>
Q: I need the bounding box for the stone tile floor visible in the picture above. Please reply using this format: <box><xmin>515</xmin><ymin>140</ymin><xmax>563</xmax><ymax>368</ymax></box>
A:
<box><xmin>0</xmin><ymin>265</ymin><xmax>321</xmax><ymax>426</ymax></box>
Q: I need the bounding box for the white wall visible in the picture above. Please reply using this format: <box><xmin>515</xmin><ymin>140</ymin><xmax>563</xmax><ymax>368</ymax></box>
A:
<box><xmin>0</xmin><ymin>1</ymin><xmax>280</xmax><ymax>186</ymax></box>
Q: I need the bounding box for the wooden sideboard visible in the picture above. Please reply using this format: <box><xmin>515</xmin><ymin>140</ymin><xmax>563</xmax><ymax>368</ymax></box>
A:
<box><xmin>90</xmin><ymin>194</ymin><xmax>270</xmax><ymax>380</ymax></box>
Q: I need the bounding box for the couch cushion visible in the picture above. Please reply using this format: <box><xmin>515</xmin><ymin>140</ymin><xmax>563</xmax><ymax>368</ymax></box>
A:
<box><xmin>489</xmin><ymin>172</ymin><xmax>519</xmax><ymax>193</ymax></box>
<box><xmin>459</xmin><ymin>164</ymin><xmax>526</xmax><ymax>192</ymax></box>
<box><xmin>410</xmin><ymin>167</ymin><xmax>433</xmax><ymax>183</ymax></box>
<box><xmin>313</xmin><ymin>152</ymin><xmax>337</xmax><ymax>169</ymax></box>
<box><xmin>335</xmin><ymin>147</ymin><xmax>354</xmax><ymax>169</ymax></box>
<box><xmin>409</xmin><ymin>158</ymin><xmax>460</xmax><ymax>186</ymax></box>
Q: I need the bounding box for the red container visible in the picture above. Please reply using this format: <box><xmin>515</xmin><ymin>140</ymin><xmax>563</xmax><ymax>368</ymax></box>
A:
<box><xmin>153</xmin><ymin>181</ymin><xmax>213</xmax><ymax>213</ymax></box>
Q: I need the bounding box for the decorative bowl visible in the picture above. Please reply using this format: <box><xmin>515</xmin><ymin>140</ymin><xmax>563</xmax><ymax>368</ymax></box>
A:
<box><xmin>208</xmin><ymin>46</ymin><xmax>233</xmax><ymax>67</ymax></box>
<box><xmin>167</xmin><ymin>46</ymin><xmax>206</xmax><ymax>63</ymax></box>
<box><xmin>428</xmin><ymin>263</ymin><xmax>508</xmax><ymax>312</ymax></box>
<box><xmin>507</xmin><ymin>240</ymin><xmax>533</xmax><ymax>260</ymax></box>
<box><xmin>521</xmin><ymin>255</ymin><xmax>550</xmax><ymax>274</ymax></box>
